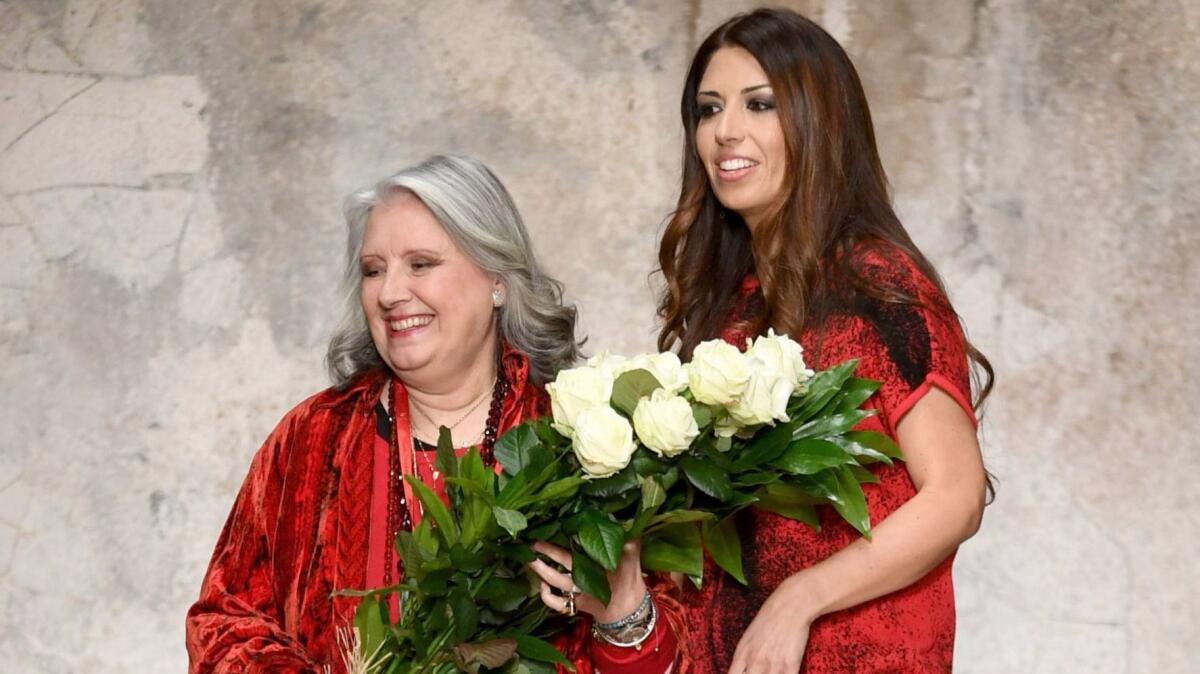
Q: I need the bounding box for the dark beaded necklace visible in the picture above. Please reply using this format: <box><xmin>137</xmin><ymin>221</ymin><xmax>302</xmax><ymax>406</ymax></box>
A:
<box><xmin>382</xmin><ymin>369</ymin><xmax>506</xmax><ymax>586</ymax></box>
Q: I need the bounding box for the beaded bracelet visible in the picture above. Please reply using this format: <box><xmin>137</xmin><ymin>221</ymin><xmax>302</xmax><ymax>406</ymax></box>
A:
<box><xmin>592</xmin><ymin>593</ymin><xmax>658</xmax><ymax>649</ymax></box>
<box><xmin>594</xmin><ymin>590</ymin><xmax>652</xmax><ymax>631</ymax></box>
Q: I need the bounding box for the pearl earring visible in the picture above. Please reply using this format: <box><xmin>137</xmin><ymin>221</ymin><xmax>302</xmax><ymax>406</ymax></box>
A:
<box><xmin>492</xmin><ymin>289</ymin><xmax>504</xmax><ymax>307</ymax></box>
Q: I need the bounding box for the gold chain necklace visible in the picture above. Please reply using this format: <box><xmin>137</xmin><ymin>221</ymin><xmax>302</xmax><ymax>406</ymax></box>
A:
<box><xmin>408</xmin><ymin>376</ymin><xmax>497</xmax><ymax>444</ymax></box>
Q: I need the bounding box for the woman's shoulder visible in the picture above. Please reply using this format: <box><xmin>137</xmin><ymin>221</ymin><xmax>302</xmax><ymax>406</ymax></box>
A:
<box><xmin>269</xmin><ymin>369</ymin><xmax>386</xmax><ymax>436</ymax></box>
<box><xmin>845</xmin><ymin>239</ymin><xmax>944</xmax><ymax>300</ymax></box>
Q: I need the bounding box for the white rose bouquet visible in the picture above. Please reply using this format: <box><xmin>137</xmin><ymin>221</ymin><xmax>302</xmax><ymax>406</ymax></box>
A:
<box><xmin>346</xmin><ymin>334</ymin><xmax>899</xmax><ymax>674</ymax></box>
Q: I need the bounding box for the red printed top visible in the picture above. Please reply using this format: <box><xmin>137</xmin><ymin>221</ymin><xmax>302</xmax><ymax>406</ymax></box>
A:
<box><xmin>681</xmin><ymin>243</ymin><xmax>976</xmax><ymax>673</ymax></box>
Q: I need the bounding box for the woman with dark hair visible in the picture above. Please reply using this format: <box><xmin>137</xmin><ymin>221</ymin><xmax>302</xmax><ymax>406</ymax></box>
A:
<box><xmin>657</xmin><ymin>8</ymin><xmax>993</xmax><ymax>673</ymax></box>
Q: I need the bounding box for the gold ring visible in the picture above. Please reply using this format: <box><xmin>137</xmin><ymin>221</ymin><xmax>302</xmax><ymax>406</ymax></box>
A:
<box><xmin>564</xmin><ymin>591</ymin><xmax>576</xmax><ymax>617</ymax></box>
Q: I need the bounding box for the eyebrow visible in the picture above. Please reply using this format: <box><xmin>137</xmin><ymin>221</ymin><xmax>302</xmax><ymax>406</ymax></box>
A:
<box><xmin>359</xmin><ymin>248</ymin><xmax>443</xmax><ymax>260</ymax></box>
<box><xmin>697</xmin><ymin>84</ymin><xmax>772</xmax><ymax>98</ymax></box>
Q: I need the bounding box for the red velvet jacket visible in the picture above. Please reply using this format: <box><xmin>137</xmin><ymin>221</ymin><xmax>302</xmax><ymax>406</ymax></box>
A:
<box><xmin>186</xmin><ymin>350</ymin><xmax>543</xmax><ymax>673</ymax></box>
<box><xmin>186</xmin><ymin>349</ymin><xmax>683</xmax><ymax>673</ymax></box>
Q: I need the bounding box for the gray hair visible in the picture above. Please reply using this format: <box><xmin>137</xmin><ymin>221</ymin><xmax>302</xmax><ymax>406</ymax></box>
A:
<box><xmin>326</xmin><ymin>154</ymin><xmax>582</xmax><ymax>388</ymax></box>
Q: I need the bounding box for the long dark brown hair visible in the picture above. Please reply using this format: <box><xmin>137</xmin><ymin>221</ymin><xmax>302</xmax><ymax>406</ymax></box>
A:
<box><xmin>658</xmin><ymin>8</ymin><xmax>993</xmax><ymax>413</ymax></box>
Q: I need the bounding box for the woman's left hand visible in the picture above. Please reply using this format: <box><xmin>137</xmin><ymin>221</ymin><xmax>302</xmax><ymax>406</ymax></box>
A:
<box><xmin>528</xmin><ymin>539</ymin><xmax>648</xmax><ymax>623</ymax></box>
<box><xmin>727</xmin><ymin>576</ymin><xmax>815</xmax><ymax>674</ymax></box>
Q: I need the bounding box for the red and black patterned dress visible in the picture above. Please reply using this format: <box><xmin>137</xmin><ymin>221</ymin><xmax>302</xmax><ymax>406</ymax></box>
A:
<box><xmin>681</xmin><ymin>243</ymin><xmax>977</xmax><ymax>673</ymax></box>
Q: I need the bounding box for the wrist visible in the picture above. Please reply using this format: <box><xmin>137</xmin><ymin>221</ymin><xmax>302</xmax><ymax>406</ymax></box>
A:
<box><xmin>595</xmin><ymin>575</ymin><xmax>648</xmax><ymax>623</ymax></box>
<box><xmin>781</xmin><ymin>571</ymin><xmax>828</xmax><ymax>625</ymax></box>
<box><xmin>591</xmin><ymin>589</ymin><xmax>657</xmax><ymax>649</ymax></box>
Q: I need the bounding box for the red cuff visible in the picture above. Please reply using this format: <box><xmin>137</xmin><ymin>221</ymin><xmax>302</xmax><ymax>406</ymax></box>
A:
<box><xmin>890</xmin><ymin>372</ymin><xmax>977</xmax><ymax>430</ymax></box>
<box><xmin>587</xmin><ymin>614</ymin><xmax>678</xmax><ymax>674</ymax></box>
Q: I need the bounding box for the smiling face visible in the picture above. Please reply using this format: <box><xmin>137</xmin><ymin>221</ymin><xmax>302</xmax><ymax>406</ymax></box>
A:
<box><xmin>695</xmin><ymin>46</ymin><xmax>788</xmax><ymax>230</ymax></box>
<box><xmin>360</xmin><ymin>192</ymin><xmax>500</xmax><ymax>387</ymax></box>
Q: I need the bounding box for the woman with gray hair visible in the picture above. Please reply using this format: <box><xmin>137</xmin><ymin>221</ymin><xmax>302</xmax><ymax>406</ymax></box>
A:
<box><xmin>186</xmin><ymin>154</ymin><xmax>581</xmax><ymax>673</ymax></box>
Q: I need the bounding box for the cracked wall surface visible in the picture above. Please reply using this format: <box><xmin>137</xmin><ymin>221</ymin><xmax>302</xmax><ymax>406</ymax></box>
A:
<box><xmin>1</xmin><ymin>1</ymin><xmax>1196</xmax><ymax>672</ymax></box>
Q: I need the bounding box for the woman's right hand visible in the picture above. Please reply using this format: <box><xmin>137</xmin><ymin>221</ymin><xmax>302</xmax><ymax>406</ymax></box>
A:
<box><xmin>528</xmin><ymin>539</ymin><xmax>648</xmax><ymax>623</ymax></box>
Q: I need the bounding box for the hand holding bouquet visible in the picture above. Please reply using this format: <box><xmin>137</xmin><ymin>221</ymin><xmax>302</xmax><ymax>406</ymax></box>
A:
<box><xmin>342</xmin><ymin>333</ymin><xmax>900</xmax><ymax>674</ymax></box>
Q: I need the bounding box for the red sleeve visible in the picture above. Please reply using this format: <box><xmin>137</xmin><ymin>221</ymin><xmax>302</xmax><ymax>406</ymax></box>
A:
<box><xmin>185</xmin><ymin>412</ymin><xmax>322</xmax><ymax>674</ymax></box>
<box><xmin>842</xmin><ymin>247</ymin><xmax>976</xmax><ymax>434</ymax></box>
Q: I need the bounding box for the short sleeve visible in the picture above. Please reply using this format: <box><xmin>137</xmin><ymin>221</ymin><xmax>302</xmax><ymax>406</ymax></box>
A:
<box><xmin>837</xmin><ymin>247</ymin><xmax>976</xmax><ymax>434</ymax></box>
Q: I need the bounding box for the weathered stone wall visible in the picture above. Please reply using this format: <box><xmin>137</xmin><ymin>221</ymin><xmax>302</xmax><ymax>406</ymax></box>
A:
<box><xmin>1</xmin><ymin>1</ymin><xmax>1195</xmax><ymax>671</ymax></box>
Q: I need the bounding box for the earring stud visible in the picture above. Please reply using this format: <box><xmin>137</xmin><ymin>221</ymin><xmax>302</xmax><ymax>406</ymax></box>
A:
<box><xmin>492</xmin><ymin>289</ymin><xmax>504</xmax><ymax>307</ymax></box>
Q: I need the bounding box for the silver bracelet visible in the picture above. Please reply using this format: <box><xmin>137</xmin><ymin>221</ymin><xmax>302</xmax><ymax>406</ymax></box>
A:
<box><xmin>594</xmin><ymin>590</ymin><xmax>652</xmax><ymax>631</ymax></box>
<box><xmin>592</xmin><ymin>595</ymin><xmax>657</xmax><ymax>649</ymax></box>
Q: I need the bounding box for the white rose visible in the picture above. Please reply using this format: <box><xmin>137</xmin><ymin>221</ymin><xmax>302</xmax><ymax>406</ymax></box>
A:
<box><xmin>586</xmin><ymin>351</ymin><xmax>628</xmax><ymax>378</ymax></box>
<box><xmin>747</xmin><ymin>329</ymin><xmax>814</xmax><ymax>390</ymax></box>
<box><xmin>686</xmin><ymin>340</ymin><xmax>751</xmax><ymax>406</ymax></box>
<box><xmin>713</xmin><ymin>412</ymin><xmax>740</xmax><ymax>439</ymax></box>
<box><xmin>547</xmin><ymin>366</ymin><xmax>614</xmax><ymax>438</ymax></box>
<box><xmin>632</xmin><ymin>389</ymin><xmax>700</xmax><ymax>458</ymax></box>
<box><xmin>727</xmin><ymin>357</ymin><xmax>794</xmax><ymax>427</ymax></box>
<box><xmin>572</xmin><ymin>406</ymin><xmax>637</xmax><ymax>478</ymax></box>
<box><xmin>620</xmin><ymin>352</ymin><xmax>689</xmax><ymax>394</ymax></box>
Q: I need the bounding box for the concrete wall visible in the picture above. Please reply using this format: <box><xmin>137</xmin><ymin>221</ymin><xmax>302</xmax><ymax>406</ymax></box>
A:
<box><xmin>1</xmin><ymin>1</ymin><xmax>1195</xmax><ymax>671</ymax></box>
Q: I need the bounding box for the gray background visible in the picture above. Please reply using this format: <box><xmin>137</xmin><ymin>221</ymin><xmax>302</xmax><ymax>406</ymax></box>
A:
<box><xmin>1</xmin><ymin>0</ymin><xmax>1197</xmax><ymax>672</ymax></box>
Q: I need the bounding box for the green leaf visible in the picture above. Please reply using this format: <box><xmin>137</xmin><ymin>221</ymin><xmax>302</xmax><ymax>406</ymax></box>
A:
<box><xmin>493</xmin><ymin>506</ymin><xmax>529</xmax><ymax>538</ymax></box>
<box><xmin>444</xmin><ymin>476</ymin><xmax>497</xmax><ymax>505</ymax></box>
<box><xmin>760</xmin><ymin>480</ymin><xmax>826</xmax><ymax>506</ymax></box>
<box><xmin>459</xmin><ymin>446</ymin><xmax>491</xmax><ymax>488</ymax></box>
<box><xmin>845</xmin><ymin>463</ymin><xmax>881</xmax><ymax>485</ymax></box>
<box><xmin>773</xmin><ymin>438</ymin><xmax>856</xmax><ymax>474</ymax></box>
<box><xmin>691</xmin><ymin>403</ymin><xmax>713</xmax><ymax>429</ymax></box>
<box><xmin>494</xmin><ymin>425</ymin><xmax>542</xmax><ymax>475</ymax></box>
<box><xmin>578</xmin><ymin>510</ymin><xmax>626</xmax><ymax>571</ymax></box>
<box><xmin>394</xmin><ymin>530</ymin><xmax>421</xmax><ymax>578</ymax></box>
<box><xmin>581</xmin><ymin>464</ymin><xmax>639</xmax><ymax>498</ymax></box>
<box><xmin>641</xmin><ymin>522</ymin><xmax>703</xmax><ymax>577</ymax></box>
<box><xmin>843</xmin><ymin>430</ymin><xmax>904</xmax><ymax>460</ymax></box>
<box><xmin>730</xmin><ymin>421</ymin><xmax>795</xmax><ymax>471</ymax></box>
<box><xmin>789</xmin><ymin>360</ymin><xmax>857</xmax><ymax>420</ymax></box>
<box><xmin>498</xmin><ymin>542</ymin><xmax>537</xmax><ymax>564</ymax></box>
<box><xmin>680</xmin><ymin>455</ymin><xmax>733</xmax><ymax>501</ymax></box>
<box><xmin>826</xmin><ymin>436</ymin><xmax>892</xmax><ymax>466</ymax></box>
<box><xmin>514</xmin><ymin>634</ymin><xmax>573</xmax><ymax>669</ymax></box>
<box><xmin>450</xmin><ymin>586</ymin><xmax>480</xmax><ymax>644</ymax></box>
<box><xmin>799</xmin><ymin>468</ymin><xmax>871</xmax><ymax>538</ymax></box>
<box><xmin>733</xmin><ymin>470</ymin><xmax>780</xmax><ymax>487</ymax></box>
<box><xmin>414</xmin><ymin>518</ymin><xmax>439</xmax><ymax>561</ymax></box>
<box><xmin>524</xmin><ymin>475</ymin><xmax>586</xmax><ymax>506</ymax></box>
<box><xmin>477</xmin><ymin>576</ymin><xmax>532</xmax><ymax>612</ymax></box>
<box><xmin>353</xmin><ymin>597</ymin><xmax>389</xmax><ymax>662</ymax></box>
<box><xmin>435</xmin><ymin>426</ymin><xmax>458</xmax><ymax>481</ymax></box>
<box><xmin>524</xmin><ymin>520</ymin><xmax>560</xmax><ymax>540</ymax></box>
<box><xmin>702</xmin><ymin>515</ymin><xmax>746</xmax><ymax>584</ymax></box>
<box><xmin>532</xmin><ymin>416</ymin><xmax>564</xmax><ymax>449</ymax></box>
<box><xmin>449</xmin><ymin>543</ymin><xmax>486</xmax><ymax>573</ymax></box>
<box><xmin>831</xmin><ymin>377</ymin><xmax>880</xmax><ymax>416</ymax></box>
<box><xmin>640</xmin><ymin>475</ymin><xmax>666</xmax><ymax>510</ymax></box>
<box><xmin>521</xmin><ymin>659</ymin><xmax>558</xmax><ymax>674</ymax></box>
<box><xmin>630</xmin><ymin>448</ymin><xmax>667</xmax><ymax>477</ymax></box>
<box><xmin>753</xmin><ymin>483</ymin><xmax>822</xmax><ymax>529</ymax></box>
<box><xmin>792</xmin><ymin>410</ymin><xmax>873</xmax><ymax>440</ymax></box>
<box><xmin>571</xmin><ymin>548</ymin><xmax>611</xmax><ymax>605</ymax></box>
<box><xmin>648</xmin><ymin>509</ymin><xmax>715</xmax><ymax>528</ymax></box>
<box><xmin>419</xmin><ymin>567</ymin><xmax>452</xmax><ymax>595</ymax></box>
<box><xmin>611</xmin><ymin>369</ymin><xmax>663</xmax><ymax>417</ymax></box>
<box><xmin>626</xmin><ymin>504</ymin><xmax>658</xmax><ymax>539</ymax></box>
<box><xmin>497</xmin><ymin>458</ymin><xmax>559</xmax><ymax>509</ymax></box>
<box><xmin>406</xmin><ymin>475</ymin><xmax>460</xmax><ymax>544</ymax></box>
<box><xmin>831</xmin><ymin>465</ymin><xmax>872</xmax><ymax>537</ymax></box>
